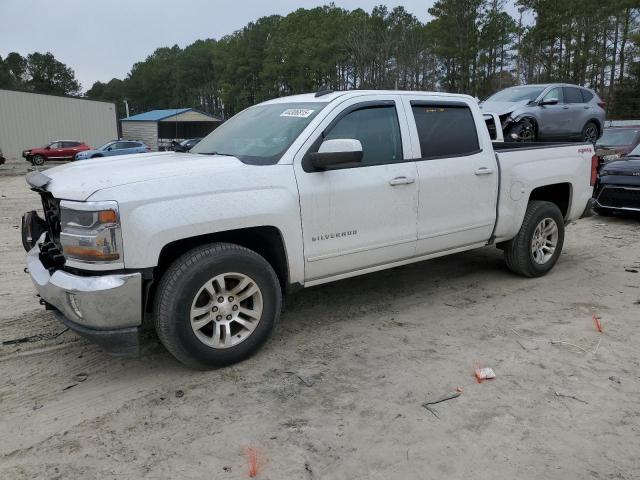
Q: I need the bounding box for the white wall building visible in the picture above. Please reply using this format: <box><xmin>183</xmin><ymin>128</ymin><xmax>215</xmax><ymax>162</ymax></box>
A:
<box><xmin>0</xmin><ymin>89</ymin><xmax>117</xmax><ymax>161</ymax></box>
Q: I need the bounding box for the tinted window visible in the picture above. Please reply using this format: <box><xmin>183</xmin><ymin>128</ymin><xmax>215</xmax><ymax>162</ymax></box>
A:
<box><xmin>564</xmin><ymin>87</ymin><xmax>583</xmax><ymax>104</ymax></box>
<box><xmin>49</xmin><ymin>142</ymin><xmax>61</xmax><ymax>149</ymax></box>
<box><xmin>581</xmin><ymin>89</ymin><xmax>594</xmax><ymax>102</ymax></box>
<box><xmin>113</xmin><ymin>142</ymin><xmax>129</xmax><ymax>150</ymax></box>
<box><xmin>324</xmin><ymin>105</ymin><xmax>403</xmax><ymax>165</ymax></box>
<box><xmin>123</xmin><ymin>142</ymin><xmax>140</xmax><ymax>148</ymax></box>
<box><xmin>65</xmin><ymin>141</ymin><xmax>80</xmax><ymax>147</ymax></box>
<box><xmin>542</xmin><ymin>87</ymin><xmax>563</xmax><ymax>103</ymax></box>
<box><xmin>411</xmin><ymin>104</ymin><xmax>480</xmax><ymax>158</ymax></box>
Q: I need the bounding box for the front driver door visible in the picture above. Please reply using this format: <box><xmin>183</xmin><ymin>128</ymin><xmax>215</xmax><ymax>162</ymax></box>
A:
<box><xmin>537</xmin><ymin>87</ymin><xmax>572</xmax><ymax>139</ymax></box>
<box><xmin>293</xmin><ymin>95</ymin><xmax>418</xmax><ymax>283</ymax></box>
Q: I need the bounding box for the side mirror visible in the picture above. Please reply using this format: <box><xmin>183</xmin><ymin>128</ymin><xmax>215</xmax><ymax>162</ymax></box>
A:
<box><xmin>106</xmin><ymin>146</ymin><xmax>112</xmax><ymax>151</ymax></box>
<box><xmin>539</xmin><ymin>98</ymin><xmax>559</xmax><ymax>106</ymax></box>
<box><xmin>45</xmin><ymin>146</ymin><xmax>51</xmax><ymax>150</ymax></box>
<box><xmin>309</xmin><ymin>139</ymin><xmax>363</xmax><ymax>170</ymax></box>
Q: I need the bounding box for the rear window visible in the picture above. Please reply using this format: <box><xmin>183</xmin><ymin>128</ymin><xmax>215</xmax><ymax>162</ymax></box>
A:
<box><xmin>563</xmin><ymin>87</ymin><xmax>584</xmax><ymax>104</ymax></box>
<box><xmin>411</xmin><ymin>103</ymin><xmax>480</xmax><ymax>158</ymax></box>
<box><xmin>581</xmin><ymin>89</ymin><xmax>594</xmax><ymax>102</ymax></box>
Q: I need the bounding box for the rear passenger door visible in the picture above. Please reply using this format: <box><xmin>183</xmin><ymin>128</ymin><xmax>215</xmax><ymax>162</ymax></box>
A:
<box><xmin>563</xmin><ymin>87</ymin><xmax>588</xmax><ymax>138</ymax></box>
<box><xmin>403</xmin><ymin>98</ymin><xmax>498</xmax><ymax>255</ymax></box>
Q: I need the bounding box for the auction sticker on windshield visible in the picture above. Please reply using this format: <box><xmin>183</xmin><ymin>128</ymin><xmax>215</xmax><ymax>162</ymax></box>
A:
<box><xmin>281</xmin><ymin>108</ymin><xmax>315</xmax><ymax>118</ymax></box>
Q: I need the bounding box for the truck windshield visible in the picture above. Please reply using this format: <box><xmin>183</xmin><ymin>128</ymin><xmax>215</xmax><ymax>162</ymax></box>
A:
<box><xmin>485</xmin><ymin>86</ymin><xmax>546</xmax><ymax>103</ymax></box>
<box><xmin>191</xmin><ymin>102</ymin><xmax>327</xmax><ymax>164</ymax></box>
<box><xmin>597</xmin><ymin>129</ymin><xmax>639</xmax><ymax>147</ymax></box>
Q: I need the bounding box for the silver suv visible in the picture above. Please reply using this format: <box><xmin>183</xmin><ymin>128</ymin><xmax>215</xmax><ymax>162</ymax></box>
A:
<box><xmin>480</xmin><ymin>83</ymin><xmax>606</xmax><ymax>143</ymax></box>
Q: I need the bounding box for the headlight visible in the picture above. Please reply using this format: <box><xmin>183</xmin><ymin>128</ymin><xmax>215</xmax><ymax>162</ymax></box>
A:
<box><xmin>59</xmin><ymin>200</ymin><xmax>123</xmax><ymax>264</ymax></box>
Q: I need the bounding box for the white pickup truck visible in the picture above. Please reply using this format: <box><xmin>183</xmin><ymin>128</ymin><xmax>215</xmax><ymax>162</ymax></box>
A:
<box><xmin>22</xmin><ymin>90</ymin><xmax>597</xmax><ymax>368</ymax></box>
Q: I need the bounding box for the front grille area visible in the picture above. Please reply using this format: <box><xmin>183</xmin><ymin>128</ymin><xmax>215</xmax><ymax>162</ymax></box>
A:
<box><xmin>597</xmin><ymin>186</ymin><xmax>640</xmax><ymax>210</ymax></box>
<box><xmin>38</xmin><ymin>192</ymin><xmax>65</xmax><ymax>269</ymax></box>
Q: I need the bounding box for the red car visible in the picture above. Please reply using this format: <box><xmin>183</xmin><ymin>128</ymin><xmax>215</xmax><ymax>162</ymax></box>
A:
<box><xmin>596</xmin><ymin>126</ymin><xmax>640</xmax><ymax>162</ymax></box>
<box><xmin>23</xmin><ymin>140</ymin><xmax>91</xmax><ymax>166</ymax></box>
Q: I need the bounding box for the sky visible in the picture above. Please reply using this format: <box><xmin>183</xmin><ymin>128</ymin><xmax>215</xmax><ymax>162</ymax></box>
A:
<box><xmin>0</xmin><ymin>0</ymin><xmax>442</xmax><ymax>92</ymax></box>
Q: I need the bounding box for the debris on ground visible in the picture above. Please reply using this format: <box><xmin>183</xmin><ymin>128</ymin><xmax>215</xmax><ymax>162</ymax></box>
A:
<box><xmin>609</xmin><ymin>376</ymin><xmax>622</xmax><ymax>384</ymax></box>
<box><xmin>72</xmin><ymin>373</ymin><xmax>88</xmax><ymax>383</ymax></box>
<box><xmin>242</xmin><ymin>446</ymin><xmax>262</xmax><ymax>478</ymax></box>
<box><xmin>1</xmin><ymin>328</ymin><xmax>69</xmax><ymax>346</ymax></box>
<box><xmin>422</xmin><ymin>391</ymin><xmax>461</xmax><ymax>418</ymax></box>
<box><xmin>175</xmin><ymin>390</ymin><xmax>184</xmax><ymax>398</ymax></box>
<box><xmin>603</xmin><ymin>235</ymin><xmax>623</xmax><ymax>239</ymax></box>
<box><xmin>592</xmin><ymin>314</ymin><xmax>603</xmax><ymax>333</ymax></box>
<box><xmin>625</xmin><ymin>268</ymin><xmax>638</xmax><ymax>273</ymax></box>
<box><xmin>475</xmin><ymin>367</ymin><xmax>496</xmax><ymax>383</ymax></box>
<box><xmin>554</xmin><ymin>391</ymin><xmax>588</xmax><ymax>404</ymax></box>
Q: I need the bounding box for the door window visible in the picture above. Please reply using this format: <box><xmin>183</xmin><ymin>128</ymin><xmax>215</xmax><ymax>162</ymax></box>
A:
<box><xmin>563</xmin><ymin>87</ymin><xmax>584</xmax><ymax>104</ymax></box>
<box><xmin>323</xmin><ymin>105</ymin><xmax>403</xmax><ymax>166</ymax></box>
<box><xmin>410</xmin><ymin>104</ymin><xmax>480</xmax><ymax>158</ymax></box>
<box><xmin>542</xmin><ymin>87</ymin><xmax>563</xmax><ymax>103</ymax></box>
<box><xmin>49</xmin><ymin>142</ymin><xmax>61</xmax><ymax>149</ymax></box>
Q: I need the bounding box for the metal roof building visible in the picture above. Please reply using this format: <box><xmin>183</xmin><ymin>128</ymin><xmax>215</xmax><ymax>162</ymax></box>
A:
<box><xmin>120</xmin><ymin>108</ymin><xmax>221</xmax><ymax>151</ymax></box>
<box><xmin>0</xmin><ymin>89</ymin><xmax>117</xmax><ymax>161</ymax></box>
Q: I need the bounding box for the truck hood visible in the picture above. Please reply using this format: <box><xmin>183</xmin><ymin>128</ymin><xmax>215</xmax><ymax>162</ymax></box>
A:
<box><xmin>479</xmin><ymin>100</ymin><xmax>530</xmax><ymax>116</ymax></box>
<box><xmin>30</xmin><ymin>151</ymin><xmax>246</xmax><ymax>200</ymax></box>
<box><xmin>601</xmin><ymin>158</ymin><xmax>640</xmax><ymax>174</ymax></box>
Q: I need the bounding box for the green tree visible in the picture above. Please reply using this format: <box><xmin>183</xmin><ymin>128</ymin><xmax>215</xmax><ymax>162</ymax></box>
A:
<box><xmin>25</xmin><ymin>52</ymin><xmax>81</xmax><ymax>95</ymax></box>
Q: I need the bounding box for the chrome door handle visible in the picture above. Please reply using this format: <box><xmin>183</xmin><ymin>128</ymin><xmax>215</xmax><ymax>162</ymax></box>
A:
<box><xmin>389</xmin><ymin>176</ymin><xmax>415</xmax><ymax>186</ymax></box>
<box><xmin>475</xmin><ymin>167</ymin><xmax>495</xmax><ymax>176</ymax></box>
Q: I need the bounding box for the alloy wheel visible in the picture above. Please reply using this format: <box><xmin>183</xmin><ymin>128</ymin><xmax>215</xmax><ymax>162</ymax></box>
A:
<box><xmin>530</xmin><ymin>218</ymin><xmax>558</xmax><ymax>264</ymax></box>
<box><xmin>190</xmin><ymin>272</ymin><xmax>263</xmax><ymax>349</ymax></box>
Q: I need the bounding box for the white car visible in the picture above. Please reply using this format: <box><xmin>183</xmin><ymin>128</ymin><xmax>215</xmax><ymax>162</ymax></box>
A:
<box><xmin>22</xmin><ymin>89</ymin><xmax>597</xmax><ymax>368</ymax></box>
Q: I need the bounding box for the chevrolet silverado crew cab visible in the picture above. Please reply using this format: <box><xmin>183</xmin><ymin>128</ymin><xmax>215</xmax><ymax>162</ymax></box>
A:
<box><xmin>21</xmin><ymin>90</ymin><xmax>597</xmax><ymax>368</ymax></box>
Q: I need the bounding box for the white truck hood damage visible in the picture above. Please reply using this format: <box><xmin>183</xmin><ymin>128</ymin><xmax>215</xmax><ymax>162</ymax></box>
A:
<box><xmin>27</xmin><ymin>152</ymin><xmax>245</xmax><ymax>201</ymax></box>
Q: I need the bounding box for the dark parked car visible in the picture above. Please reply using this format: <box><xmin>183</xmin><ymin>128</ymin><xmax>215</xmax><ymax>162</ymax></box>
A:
<box><xmin>480</xmin><ymin>83</ymin><xmax>606</xmax><ymax>143</ymax></box>
<box><xmin>23</xmin><ymin>140</ymin><xmax>91</xmax><ymax>166</ymax></box>
<box><xmin>0</xmin><ymin>147</ymin><xmax>5</xmax><ymax>165</ymax></box>
<box><xmin>596</xmin><ymin>127</ymin><xmax>640</xmax><ymax>162</ymax></box>
<box><xmin>172</xmin><ymin>138</ymin><xmax>202</xmax><ymax>152</ymax></box>
<box><xmin>593</xmin><ymin>143</ymin><xmax>640</xmax><ymax>215</ymax></box>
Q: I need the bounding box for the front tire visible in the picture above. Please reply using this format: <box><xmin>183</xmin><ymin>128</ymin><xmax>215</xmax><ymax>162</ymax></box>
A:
<box><xmin>154</xmin><ymin>243</ymin><xmax>282</xmax><ymax>369</ymax></box>
<box><xmin>504</xmin><ymin>201</ymin><xmax>565</xmax><ymax>277</ymax></box>
<box><xmin>508</xmin><ymin>118</ymin><xmax>536</xmax><ymax>142</ymax></box>
<box><xmin>31</xmin><ymin>154</ymin><xmax>45</xmax><ymax>166</ymax></box>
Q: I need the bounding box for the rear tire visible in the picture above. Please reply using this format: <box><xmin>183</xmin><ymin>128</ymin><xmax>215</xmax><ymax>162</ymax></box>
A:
<box><xmin>582</xmin><ymin>121</ymin><xmax>599</xmax><ymax>144</ymax></box>
<box><xmin>31</xmin><ymin>154</ymin><xmax>45</xmax><ymax>166</ymax></box>
<box><xmin>504</xmin><ymin>201</ymin><xmax>565</xmax><ymax>277</ymax></box>
<box><xmin>154</xmin><ymin>243</ymin><xmax>282</xmax><ymax>369</ymax></box>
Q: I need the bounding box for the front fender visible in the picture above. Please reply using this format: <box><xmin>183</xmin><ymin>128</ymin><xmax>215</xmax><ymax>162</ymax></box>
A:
<box><xmin>89</xmin><ymin>166</ymin><xmax>305</xmax><ymax>284</ymax></box>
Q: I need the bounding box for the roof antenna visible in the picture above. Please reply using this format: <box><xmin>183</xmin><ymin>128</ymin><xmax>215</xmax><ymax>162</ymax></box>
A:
<box><xmin>315</xmin><ymin>86</ymin><xmax>334</xmax><ymax>97</ymax></box>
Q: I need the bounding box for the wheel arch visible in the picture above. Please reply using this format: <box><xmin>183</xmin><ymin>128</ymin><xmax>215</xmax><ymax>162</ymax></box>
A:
<box><xmin>155</xmin><ymin>226</ymin><xmax>290</xmax><ymax>291</ymax></box>
<box><xmin>528</xmin><ymin>182</ymin><xmax>572</xmax><ymax>218</ymax></box>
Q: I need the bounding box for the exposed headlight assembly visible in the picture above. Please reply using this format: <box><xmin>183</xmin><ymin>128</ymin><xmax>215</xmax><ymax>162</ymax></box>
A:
<box><xmin>59</xmin><ymin>200</ymin><xmax>124</xmax><ymax>265</ymax></box>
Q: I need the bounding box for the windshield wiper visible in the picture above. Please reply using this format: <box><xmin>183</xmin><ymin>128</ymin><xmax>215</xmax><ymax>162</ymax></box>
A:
<box><xmin>199</xmin><ymin>151</ymin><xmax>236</xmax><ymax>156</ymax></box>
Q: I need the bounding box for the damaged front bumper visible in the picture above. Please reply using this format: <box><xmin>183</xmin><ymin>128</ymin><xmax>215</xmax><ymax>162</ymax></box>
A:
<box><xmin>26</xmin><ymin>239</ymin><xmax>143</xmax><ymax>356</ymax></box>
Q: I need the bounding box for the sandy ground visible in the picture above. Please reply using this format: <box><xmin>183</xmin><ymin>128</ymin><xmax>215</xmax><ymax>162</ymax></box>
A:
<box><xmin>0</xmin><ymin>164</ymin><xmax>639</xmax><ymax>479</ymax></box>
